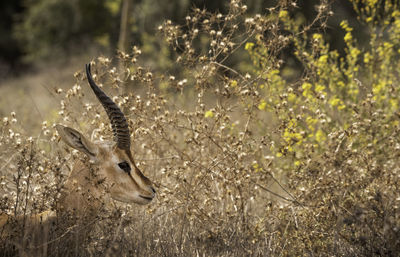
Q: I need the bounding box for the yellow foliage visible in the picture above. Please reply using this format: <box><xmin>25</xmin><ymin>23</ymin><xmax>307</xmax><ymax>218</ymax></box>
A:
<box><xmin>315</xmin><ymin>84</ymin><xmax>325</xmax><ymax>93</ymax></box>
<box><xmin>204</xmin><ymin>110</ymin><xmax>214</xmax><ymax>118</ymax></box>
<box><xmin>279</xmin><ymin>10</ymin><xmax>288</xmax><ymax>19</ymax></box>
<box><xmin>315</xmin><ymin>129</ymin><xmax>326</xmax><ymax>143</ymax></box>
<box><xmin>288</xmin><ymin>93</ymin><xmax>297</xmax><ymax>103</ymax></box>
<box><xmin>302</xmin><ymin>82</ymin><xmax>312</xmax><ymax>91</ymax></box>
<box><xmin>344</xmin><ymin>32</ymin><xmax>353</xmax><ymax>42</ymax></box>
<box><xmin>244</xmin><ymin>42</ymin><xmax>254</xmax><ymax>51</ymax></box>
<box><xmin>258</xmin><ymin>99</ymin><xmax>267</xmax><ymax>110</ymax></box>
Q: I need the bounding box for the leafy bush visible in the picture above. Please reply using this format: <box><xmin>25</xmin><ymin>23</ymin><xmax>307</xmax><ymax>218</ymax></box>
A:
<box><xmin>2</xmin><ymin>0</ymin><xmax>400</xmax><ymax>256</ymax></box>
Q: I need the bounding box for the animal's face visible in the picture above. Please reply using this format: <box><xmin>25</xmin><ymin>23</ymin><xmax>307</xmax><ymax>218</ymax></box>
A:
<box><xmin>97</xmin><ymin>143</ymin><xmax>155</xmax><ymax>204</ymax></box>
<box><xmin>56</xmin><ymin>125</ymin><xmax>155</xmax><ymax>205</ymax></box>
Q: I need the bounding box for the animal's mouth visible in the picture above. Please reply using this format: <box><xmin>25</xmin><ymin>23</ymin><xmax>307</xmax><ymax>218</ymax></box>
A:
<box><xmin>139</xmin><ymin>195</ymin><xmax>153</xmax><ymax>201</ymax></box>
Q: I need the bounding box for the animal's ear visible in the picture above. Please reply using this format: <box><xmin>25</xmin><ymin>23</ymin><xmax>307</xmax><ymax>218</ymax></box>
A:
<box><xmin>56</xmin><ymin>124</ymin><xmax>97</xmax><ymax>157</ymax></box>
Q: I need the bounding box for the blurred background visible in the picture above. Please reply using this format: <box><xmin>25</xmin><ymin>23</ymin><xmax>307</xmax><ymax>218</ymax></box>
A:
<box><xmin>0</xmin><ymin>0</ymin><xmax>360</xmax><ymax>128</ymax></box>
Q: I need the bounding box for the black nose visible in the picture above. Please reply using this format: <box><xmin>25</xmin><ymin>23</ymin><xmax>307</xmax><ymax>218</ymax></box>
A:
<box><xmin>151</xmin><ymin>187</ymin><xmax>156</xmax><ymax>194</ymax></box>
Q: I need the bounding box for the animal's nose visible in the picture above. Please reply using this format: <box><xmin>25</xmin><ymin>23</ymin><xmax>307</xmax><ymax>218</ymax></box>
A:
<box><xmin>151</xmin><ymin>186</ymin><xmax>156</xmax><ymax>194</ymax></box>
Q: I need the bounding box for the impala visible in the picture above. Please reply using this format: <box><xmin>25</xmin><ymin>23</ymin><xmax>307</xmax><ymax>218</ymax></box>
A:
<box><xmin>0</xmin><ymin>63</ymin><xmax>155</xmax><ymax>255</ymax></box>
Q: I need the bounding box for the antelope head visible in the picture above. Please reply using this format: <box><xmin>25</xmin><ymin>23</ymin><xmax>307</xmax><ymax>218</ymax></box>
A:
<box><xmin>56</xmin><ymin>64</ymin><xmax>155</xmax><ymax>205</ymax></box>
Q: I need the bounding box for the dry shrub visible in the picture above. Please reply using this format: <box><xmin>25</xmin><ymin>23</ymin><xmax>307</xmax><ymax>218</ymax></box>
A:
<box><xmin>1</xmin><ymin>0</ymin><xmax>400</xmax><ymax>256</ymax></box>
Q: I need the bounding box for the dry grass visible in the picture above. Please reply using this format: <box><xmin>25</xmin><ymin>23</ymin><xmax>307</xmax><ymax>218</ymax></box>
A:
<box><xmin>1</xmin><ymin>1</ymin><xmax>400</xmax><ymax>256</ymax></box>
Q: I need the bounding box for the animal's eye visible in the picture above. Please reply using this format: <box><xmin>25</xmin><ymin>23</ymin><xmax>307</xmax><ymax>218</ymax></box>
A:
<box><xmin>118</xmin><ymin>161</ymin><xmax>131</xmax><ymax>174</ymax></box>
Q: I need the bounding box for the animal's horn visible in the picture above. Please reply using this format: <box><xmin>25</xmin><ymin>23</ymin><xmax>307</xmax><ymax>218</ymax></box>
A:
<box><xmin>85</xmin><ymin>63</ymin><xmax>130</xmax><ymax>150</ymax></box>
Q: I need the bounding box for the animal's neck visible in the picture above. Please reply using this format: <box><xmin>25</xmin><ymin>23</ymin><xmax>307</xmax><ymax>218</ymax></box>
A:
<box><xmin>58</xmin><ymin>160</ymin><xmax>108</xmax><ymax>216</ymax></box>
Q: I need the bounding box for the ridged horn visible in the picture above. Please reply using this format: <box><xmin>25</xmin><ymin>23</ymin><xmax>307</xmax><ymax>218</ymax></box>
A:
<box><xmin>86</xmin><ymin>63</ymin><xmax>131</xmax><ymax>150</ymax></box>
